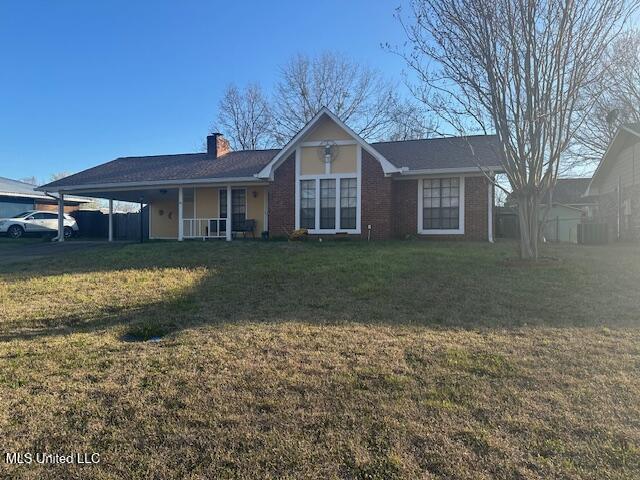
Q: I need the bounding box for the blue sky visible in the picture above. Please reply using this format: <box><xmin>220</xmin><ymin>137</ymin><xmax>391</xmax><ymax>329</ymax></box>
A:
<box><xmin>0</xmin><ymin>1</ymin><xmax>410</xmax><ymax>183</ymax></box>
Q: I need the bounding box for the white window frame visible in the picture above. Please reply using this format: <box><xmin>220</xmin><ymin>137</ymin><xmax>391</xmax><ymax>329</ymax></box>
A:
<box><xmin>417</xmin><ymin>175</ymin><xmax>465</xmax><ymax>235</ymax></box>
<box><xmin>294</xmin><ymin>145</ymin><xmax>362</xmax><ymax>234</ymax></box>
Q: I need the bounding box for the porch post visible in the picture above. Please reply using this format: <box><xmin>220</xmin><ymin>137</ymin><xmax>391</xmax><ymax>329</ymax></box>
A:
<box><xmin>57</xmin><ymin>193</ymin><xmax>65</xmax><ymax>242</ymax></box>
<box><xmin>108</xmin><ymin>198</ymin><xmax>113</xmax><ymax>242</ymax></box>
<box><xmin>178</xmin><ymin>187</ymin><xmax>184</xmax><ymax>241</ymax></box>
<box><xmin>226</xmin><ymin>185</ymin><xmax>232</xmax><ymax>241</ymax></box>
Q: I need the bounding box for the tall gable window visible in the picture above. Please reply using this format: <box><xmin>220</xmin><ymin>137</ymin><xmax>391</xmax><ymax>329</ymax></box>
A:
<box><xmin>418</xmin><ymin>176</ymin><xmax>465</xmax><ymax>234</ymax></box>
<box><xmin>295</xmin><ymin>146</ymin><xmax>361</xmax><ymax>234</ymax></box>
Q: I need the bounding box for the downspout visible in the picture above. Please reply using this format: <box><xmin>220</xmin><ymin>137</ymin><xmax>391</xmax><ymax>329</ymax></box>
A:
<box><xmin>487</xmin><ymin>176</ymin><xmax>495</xmax><ymax>243</ymax></box>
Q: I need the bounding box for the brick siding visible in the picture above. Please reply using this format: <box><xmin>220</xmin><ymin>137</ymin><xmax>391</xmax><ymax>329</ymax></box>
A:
<box><xmin>360</xmin><ymin>151</ymin><xmax>393</xmax><ymax>240</ymax></box>
<box><xmin>267</xmin><ymin>153</ymin><xmax>295</xmax><ymax>238</ymax></box>
<box><xmin>266</xmin><ymin>150</ymin><xmax>490</xmax><ymax>241</ymax></box>
<box><xmin>393</xmin><ymin>175</ymin><xmax>489</xmax><ymax>240</ymax></box>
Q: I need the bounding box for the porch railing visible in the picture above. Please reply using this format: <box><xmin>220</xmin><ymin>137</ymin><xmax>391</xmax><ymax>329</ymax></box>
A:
<box><xmin>183</xmin><ymin>218</ymin><xmax>227</xmax><ymax>239</ymax></box>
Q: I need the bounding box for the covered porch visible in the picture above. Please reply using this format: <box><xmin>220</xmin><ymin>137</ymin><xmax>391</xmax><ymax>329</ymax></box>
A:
<box><xmin>53</xmin><ymin>182</ymin><xmax>269</xmax><ymax>242</ymax></box>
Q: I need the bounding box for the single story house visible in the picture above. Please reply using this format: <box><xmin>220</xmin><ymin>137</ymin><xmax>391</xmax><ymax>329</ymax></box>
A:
<box><xmin>0</xmin><ymin>176</ymin><xmax>90</xmax><ymax>218</ymax></box>
<box><xmin>586</xmin><ymin>123</ymin><xmax>640</xmax><ymax>241</ymax></box>
<box><xmin>38</xmin><ymin>108</ymin><xmax>503</xmax><ymax>242</ymax></box>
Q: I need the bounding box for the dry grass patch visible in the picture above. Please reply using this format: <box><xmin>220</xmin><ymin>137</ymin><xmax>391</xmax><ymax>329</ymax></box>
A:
<box><xmin>0</xmin><ymin>240</ymin><xmax>638</xmax><ymax>479</ymax></box>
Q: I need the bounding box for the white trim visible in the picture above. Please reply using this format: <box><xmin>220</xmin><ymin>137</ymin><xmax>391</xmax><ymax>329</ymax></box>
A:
<box><xmin>225</xmin><ymin>185</ymin><xmax>232</xmax><ymax>241</ymax></box>
<box><xmin>399</xmin><ymin>166</ymin><xmax>503</xmax><ymax>176</ymax></box>
<box><xmin>294</xmin><ymin>148</ymin><xmax>301</xmax><ymax>230</ymax></box>
<box><xmin>300</xmin><ymin>139</ymin><xmax>357</xmax><ymax>147</ymax></box>
<box><xmin>487</xmin><ymin>178</ymin><xmax>494</xmax><ymax>243</ymax></box>
<box><xmin>37</xmin><ymin>176</ymin><xmax>265</xmax><ymax>193</ymax></box>
<box><xmin>256</xmin><ymin>107</ymin><xmax>401</xmax><ymax>180</ymax></box>
<box><xmin>263</xmin><ymin>187</ymin><xmax>268</xmax><ymax>233</ymax></box>
<box><xmin>108</xmin><ymin>198</ymin><xmax>113</xmax><ymax>242</ymax></box>
<box><xmin>295</xmin><ymin>145</ymin><xmax>362</xmax><ymax>235</ymax></box>
<box><xmin>587</xmin><ymin>125</ymin><xmax>640</xmax><ymax>196</ymax></box>
<box><xmin>57</xmin><ymin>194</ymin><xmax>65</xmax><ymax>242</ymax></box>
<box><xmin>417</xmin><ymin>176</ymin><xmax>465</xmax><ymax>235</ymax></box>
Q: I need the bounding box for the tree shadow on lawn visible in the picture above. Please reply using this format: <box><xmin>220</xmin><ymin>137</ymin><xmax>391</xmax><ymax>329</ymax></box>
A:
<box><xmin>0</xmin><ymin>239</ymin><xmax>638</xmax><ymax>342</ymax></box>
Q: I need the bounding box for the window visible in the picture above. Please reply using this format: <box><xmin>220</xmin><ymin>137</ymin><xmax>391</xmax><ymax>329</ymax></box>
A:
<box><xmin>300</xmin><ymin>180</ymin><xmax>316</xmax><ymax>229</ymax></box>
<box><xmin>219</xmin><ymin>188</ymin><xmax>246</xmax><ymax>231</ymax></box>
<box><xmin>423</xmin><ymin>178</ymin><xmax>461</xmax><ymax>230</ymax></box>
<box><xmin>340</xmin><ymin>178</ymin><xmax>357</xmax><ymax>229</ymax></box>
<box><xmin>231</xmin><ymin>189</ymin><xmax>246</xmax><ymax>231</ymax></box>
<box><xmin>32</xmin><ymin>213</ymin><xmax>58</xmax><ymax>220</ymax></box>
<box><xmin>298</xmin><ymin>177</ymin><xmax>358</xmax><ymax>231</ymax></box>
<box><xmin>320</xmin><ymin>179</ymin><xmax>336</xmax><ymax>229</ymax></box>
<box><xmin>219</xmin><ymin>189</ymin><xmax>227</xmax><ymax>232</ymax></box>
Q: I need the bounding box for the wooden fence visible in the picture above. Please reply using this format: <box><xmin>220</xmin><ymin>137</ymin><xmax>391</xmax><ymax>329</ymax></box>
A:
<box><xmin>71</xmin><ymin>208</ymin><xmax>149</xmax><ymax>241</ymax></box>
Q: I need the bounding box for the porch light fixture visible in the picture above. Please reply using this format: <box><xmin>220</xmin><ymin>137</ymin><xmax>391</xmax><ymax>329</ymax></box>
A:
<box><xmin>252</xmin><ymin>190</ymin><xmax>258</xmax><ymax>198</ymax></box>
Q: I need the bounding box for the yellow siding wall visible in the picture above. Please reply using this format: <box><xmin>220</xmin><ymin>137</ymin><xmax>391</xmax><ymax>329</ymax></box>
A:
<box><xmin>150</xmin><ymin>186</ymin><xmax>267</xmax><ymax>238</ymax></box>
<box><xmin>195</xmin><ymin>187</ymin><xmax>219</xmax><ymax>218</ymax></box>
<box><xmin>246</xmin><ymin>186</ymin><xmax>267</xmax><ymax>234</ymax></box>
<box><xmin>150</xmin><ymin>198</ymin><xmax>178</xmax><ymax>238</ymax></box>
<box><xmin>300</xmin><ymin>144</ymin><xmax>357</xmax><ymax>175</ymax></box>
<box><xmin>305</xmin><ymin>116</ymin><xmax>353</xmax><ymax>141</ymax></box>
<box><xmin>300</xmin><ymin>146</ymin><xmax>326</xmax><ymax>175</ymax></box>
<box><xmin>331</xmin><ymin>144</ymin><xmax>357</xmax><ymax>173</ymax></box>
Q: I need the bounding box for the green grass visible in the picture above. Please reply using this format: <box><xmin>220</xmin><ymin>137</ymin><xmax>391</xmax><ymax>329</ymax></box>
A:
<box><xmin>0</xmin><ymin>240</ymin><xmax>639</xmax><ymax>479</ymax></box>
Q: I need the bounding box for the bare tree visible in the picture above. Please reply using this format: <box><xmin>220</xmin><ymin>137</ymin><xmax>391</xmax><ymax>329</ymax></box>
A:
<box><xmin>396</xmin><ymin>0</ymin><xmax>637</xmax><ymax>259</ymax></box>
<box><xmin>49</xmin><ymin>172</ymin><xmax>71</xmax><ymax>182</ymax></box>
<box><xmin>385</xmin><ymin>99</ymin><xmax>438</xmax><ymax>141</ymax></box>
<box><xmin>565</xmin><ymin>29</ymin><xmax>640</xmax><ymax>172</ymax></box>
<box><xmin>20</xmin><ymin>176</ymin><xmax>38</xmax><ymax>185</ymax></box>
<box><xmin>271</xmin><ymin>52</ymin><xmax>399</xmax><ymax>144</ymax></box>
<box><xmin>216</xmin><ymin>83</ymin><xmax>273</xmax><ymax>150</ymax></box>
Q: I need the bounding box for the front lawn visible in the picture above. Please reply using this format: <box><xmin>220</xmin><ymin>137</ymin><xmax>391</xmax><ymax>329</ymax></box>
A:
<box><xmin>0</xmin><ymin>240</ymin><xmax>638</xmax><ymax>479</ymax></box>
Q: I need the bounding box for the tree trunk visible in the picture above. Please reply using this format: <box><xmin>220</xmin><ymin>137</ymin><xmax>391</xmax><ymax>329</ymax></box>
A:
<box><xmin>517</xmin><ymin>195</ymin><xmax>540</xmax><ymax>260</ymax></box>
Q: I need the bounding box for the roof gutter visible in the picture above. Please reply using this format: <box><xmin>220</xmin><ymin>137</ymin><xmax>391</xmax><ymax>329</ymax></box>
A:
<box><xmin>397</xmin><ymin>166</ymin><xmax>504</xmax><ymax>176</ymax></box>
<box><xmin>36</xmin><ymin>176</ymin><xmax>264</xmax><ymax>193</ymax></box>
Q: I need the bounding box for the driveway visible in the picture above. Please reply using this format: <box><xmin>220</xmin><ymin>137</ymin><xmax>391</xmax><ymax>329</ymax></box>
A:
<box><xmin>0</xmin><ymin>240</ymin><xmax>127</xmax><ymax>266</ymax></box>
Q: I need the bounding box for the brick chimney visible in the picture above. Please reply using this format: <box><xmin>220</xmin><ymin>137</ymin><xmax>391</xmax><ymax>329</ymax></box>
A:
<box><xmin>207</xmin><ymin>133</ymin><xmax>231</xmax><ymax>158</ymax></box>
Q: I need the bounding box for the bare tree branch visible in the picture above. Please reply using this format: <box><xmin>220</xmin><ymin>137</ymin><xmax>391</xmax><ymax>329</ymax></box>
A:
<box><xmin>394</xmin><ymin>0</ymin><xmax>638</xmax><ymax>259</ymax></box>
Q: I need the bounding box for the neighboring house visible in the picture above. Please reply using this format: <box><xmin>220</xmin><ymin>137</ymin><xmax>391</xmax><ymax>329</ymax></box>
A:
<box><xmin>0</xmin><ymin>176</ymin><xmax>90</xmax><ymax>218</ymax></box>
<box><xmin>587</xmin><ymin>123</ymin><xmax>640</xmax><ymax>241</ymax></box>
<box><xmin>543</xmin><ymin>177</ymin><xmax>598</xmax><ymax>211</ymax></box>
<box><xmin>38</xmin><ymin>108</ymin><xmax>503</xmax><ymax>242</ymax></box>
<box><xmin>503</xmin><ymin>178</ymin><xmax>594</xmax><ymax>243</ymax></box>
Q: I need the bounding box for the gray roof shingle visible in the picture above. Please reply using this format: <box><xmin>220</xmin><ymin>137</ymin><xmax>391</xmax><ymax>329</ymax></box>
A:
<box><xmin>371</xmin><ymin>135</ymin><xmax>502</xmax><ymax>171</ymax></box>
<box><xmin>42</xmin><ymin>150</ymin><xmax>280</xmax><ymax>189</ymax></box>
<box><xmin>40</xmin><ymin>135</ymin><xmax>502</xmax><ymax>191</ymax></box>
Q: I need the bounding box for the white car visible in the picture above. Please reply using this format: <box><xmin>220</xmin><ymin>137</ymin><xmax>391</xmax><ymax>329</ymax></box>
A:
<box><xmin>0</xmin><ymin>210</ymin><xmax>79</xmax><ymax>239</ymax></box>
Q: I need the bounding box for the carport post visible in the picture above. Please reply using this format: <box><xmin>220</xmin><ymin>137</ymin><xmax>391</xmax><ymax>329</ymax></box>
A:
<box><xmin>108</xmin><ymin>199</ymin><xmax>113</xmax><ymax>242</ymax></box>
<box><xmin>178</xmin><ymin>187</ymin><xmax>184</xmax><ymax>241</ymax></box>
<box><xmin>57</xmin><ymin>193</ymin><xmax>65</xmax><ymax>242</ymax></box>
<box><xmin>226</xmin><ymin>185</ymin><xmax>232</xmax><ymax>242</ymax></box>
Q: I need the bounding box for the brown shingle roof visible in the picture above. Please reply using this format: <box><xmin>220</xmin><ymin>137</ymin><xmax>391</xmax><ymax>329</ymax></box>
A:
<box><xmin>371</xmin><ymin>135</ymin><xmax>502</xmax><ymax>171</ymax></box>
<box><xmin>42</xmin><ymin>150</ymin><xmax>280</xmax><ymax>189</ymax></box>
<box><xmin>40</xmin><ymin>135</ymin><xmax>502</xmax><ymax>191</ymax></box>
